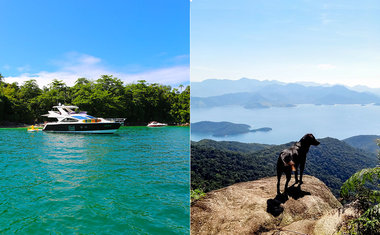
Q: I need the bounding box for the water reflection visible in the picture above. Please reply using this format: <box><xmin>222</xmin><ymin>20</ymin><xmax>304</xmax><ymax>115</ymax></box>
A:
<box><xmin>37</xmin><ymin>133</ymin><xmax>121</xmax><ymax>192</ymax></box>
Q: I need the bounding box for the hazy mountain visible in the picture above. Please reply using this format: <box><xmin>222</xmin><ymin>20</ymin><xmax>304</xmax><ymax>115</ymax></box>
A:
<box><xmin>343</xmin><ymin>135</ymin><xmax>380</xmax><ymax>154</ymax></box>
<box><xmin>191</xmin><ymin>80</ymin><xmax>380</xmax><ymax>108</ymax></box>
<box><xmin>192</xmin><ymin>78</ymin><xmax>380</xmax><ymax>99</ymax></box>
<box><xmin>351</xmin><ymin>85</ymin><xmax>380</xmax><ymax>97</ymax></box>
<box><xmin>191</xmin><ymin>78</ymin><xmax>285</xmax><ymax>97</ymax></box>
<box><xmin>191</xmin><ymin>137</ymin><xmax>378</xmax><ymax>197</ymax></box>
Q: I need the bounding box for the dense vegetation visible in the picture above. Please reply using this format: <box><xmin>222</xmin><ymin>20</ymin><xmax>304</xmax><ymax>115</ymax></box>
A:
<box><xmin>194</xmin><ymin>139</ymin><xmax>272</xmax><ymax>153</ymax></box>
<box><xmin>340</xmin><ymin>141</ymin><xmax>379</xmax><ymax>234</ymax></box>
<box><xmin>0</xmin><ymin>74</ymin><xmax>189</xmax><ymax>125</ymax></box>
<box><xmin>191</xmin><ymin>138</ymin><xmax>378</xmax><ymax>197</ymax></box>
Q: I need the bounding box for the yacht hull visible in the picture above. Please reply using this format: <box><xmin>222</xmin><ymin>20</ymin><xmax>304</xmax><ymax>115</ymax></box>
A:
<box><xmin>43</xmin><ymin>122</ymin><xmax>121</xmax><ymax>134</ymax></box>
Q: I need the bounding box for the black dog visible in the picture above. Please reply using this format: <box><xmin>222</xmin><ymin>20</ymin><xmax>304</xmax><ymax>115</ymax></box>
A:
<box><xmin>276</xmin><ymin>133</ymin><xmax>320</xmax><ymax>195</ymax></box>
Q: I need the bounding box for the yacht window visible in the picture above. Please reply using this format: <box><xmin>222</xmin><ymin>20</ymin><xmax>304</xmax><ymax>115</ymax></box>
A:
<box><xmin>52</xmin><ymin>107</ymin><xmax>61</xmax><ymax>115</ymax></box>
<box><xmin>61</xmin><ymin>118</ymin><xmax>78</xmax><ymax>122</ymax></box>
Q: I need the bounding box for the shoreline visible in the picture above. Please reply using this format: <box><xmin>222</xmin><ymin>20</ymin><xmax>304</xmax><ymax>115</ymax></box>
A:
<box><xmin>0</xmin><ymin>124</ymin><xmax>31</xmax><ymax>129</ymax></box>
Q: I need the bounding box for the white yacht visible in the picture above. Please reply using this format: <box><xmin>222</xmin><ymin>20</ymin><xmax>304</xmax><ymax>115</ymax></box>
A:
<box><xmin>42</xmin><ymin>104</ymin><xmax>121</xmax><ymax>134</ymax></box>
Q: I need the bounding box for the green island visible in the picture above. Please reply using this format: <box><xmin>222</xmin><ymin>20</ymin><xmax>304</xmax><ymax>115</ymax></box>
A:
<box><xmin>191</xmin><ymin>121</ymin><xmax>271</xmax><ymax>137</ymax></box>
<box><xmin>0</xmin><ymin>74</ymin><xmax>189</xmax><ymax>126</ymax></box>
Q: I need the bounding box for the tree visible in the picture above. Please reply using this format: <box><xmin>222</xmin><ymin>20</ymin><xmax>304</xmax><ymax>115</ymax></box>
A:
<box><xmin>19</xmin><ymin>80</ymin><xmax>42</xmax><ymax>122</ymax></box>
<box><xmin>179</xmin><ymin>84</ymin><xmax>184</xmax><ymax>93</ymax></box>
<box><xmin>0</xmin><ymin>73</ymin><xmax>4</xmax><ymax>95</ymax></box>
<box><xmin>170</xmin><ymin>85</ymin><xmax>190</xmax><ymax>123</ymax></box>
<box><xmin>71</xmin><ymin>77</ymin><xmax>94</xmax><ymax>113</ymax></box>
<box><xmin>90</xmin><ymin>75</ymin><xmax>125</xmax><ymax>117</ymax></box>
<box><xmin>20</xmin><ymin>79</ymin><xmax>42</xmax><ymax>101</ymax></box>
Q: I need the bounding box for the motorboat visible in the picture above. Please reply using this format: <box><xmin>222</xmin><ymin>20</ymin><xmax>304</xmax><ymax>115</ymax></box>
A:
<box><xmin>147</xmin><ymin>121</ymin><xmax>168</xmax><ymax>127</ymax></box>
<box><xmin>42</xmin><ymin>104</ymin><xmax>121</xmax><ymax>134</ymax></box>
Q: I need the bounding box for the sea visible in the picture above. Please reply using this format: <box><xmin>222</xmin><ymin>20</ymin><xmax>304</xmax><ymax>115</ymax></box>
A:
<box><xmin>191</xmin><ymin>104</ymin><xmax>380</xmax><ymax>144</ymax></box>
<box><xmin>0</xmin><ymin>126</ymin><xmax>189</xmax><ymax>234</ymax></box>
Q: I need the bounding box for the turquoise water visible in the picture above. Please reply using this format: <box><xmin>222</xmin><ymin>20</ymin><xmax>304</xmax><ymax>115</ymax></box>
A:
<box><xmin>0</xmin><ymin>126</ymin><xmax>189</xmax><ymax>234</ymax></box>
<box><xmin>191</xmin><ymin>104</ymin><xmax>380</xmax><ymax>144</ymax></box>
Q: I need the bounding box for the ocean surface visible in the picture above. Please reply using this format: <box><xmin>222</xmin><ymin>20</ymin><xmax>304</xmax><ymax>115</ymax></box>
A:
<box><xmin>191</xmin><ymin>104</ymin><xmax>380</xmax><ymax>144</ymax></box>
<box><xmin>0</xmin><ymin>126</ymin><xmax>189</xmax><ymax>234</ymax></box>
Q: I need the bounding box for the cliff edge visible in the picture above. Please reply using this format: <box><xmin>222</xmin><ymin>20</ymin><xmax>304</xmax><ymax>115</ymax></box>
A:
<box><xmin>191</xmin><ymin>175</ymin><xmax>356</xmax><ymax>234</ymax></box>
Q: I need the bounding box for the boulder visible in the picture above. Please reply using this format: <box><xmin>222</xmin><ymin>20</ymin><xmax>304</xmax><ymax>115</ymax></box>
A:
<box><xmin>191</xmin><ymin>175</ymin><xmax>356</xmax><ymax>234</ymax></box>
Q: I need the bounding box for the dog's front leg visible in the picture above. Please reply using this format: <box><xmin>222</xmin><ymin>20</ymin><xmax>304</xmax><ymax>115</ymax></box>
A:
<box><xmin>299</xmin><ymin>163</ymin><xmax>305</xmax><ymax>184</ymax></box>
<box><xmin>276</xmin><ymin>166</ymin><xmax>282</xmax><ymax>195</ymax></box>
<box><xmin>294</xmin><ymin>163</ymin><xmax>299</xmax><ymax>183</ymax></box>
<box><xmin>284</xmin><ymin>169</ymin><xmax>291</xmax><ymax>193</ymax></box>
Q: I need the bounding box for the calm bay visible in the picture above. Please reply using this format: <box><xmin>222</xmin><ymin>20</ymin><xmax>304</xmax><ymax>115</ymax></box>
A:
<box><xmin>0</xmin><ymin>126</ymin><xmax>189</xmax><ymax>234</ymax></box>
<box><xmin>191</xmin><ymin>104</ymin><xmax>380</xmax><ymax>144</ymax></box>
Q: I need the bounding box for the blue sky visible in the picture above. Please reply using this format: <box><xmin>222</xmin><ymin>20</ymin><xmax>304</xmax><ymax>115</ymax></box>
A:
<box><xmin>1</xmin><ymin>0</ymin><xmax>189</xmax><ymax>87</ymax></box>
<box><xmin>191</xmin><ymin>0</ymin><xmax>380</xmax><ymax>88</ymax></box>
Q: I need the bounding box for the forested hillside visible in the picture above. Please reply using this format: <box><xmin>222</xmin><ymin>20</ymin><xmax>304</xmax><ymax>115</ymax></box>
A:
<box><xmin>191</xmin><ymin>138</ymin><xmax>378</xmax><ymax>196</ymax></box>
<box><xmin>0</xmin><ymin>75</ymin><xmax>189</xmax><ymax>125</ymax></box>
<box><xmin>194</xmin><ymin>139</ymin><xmax>272</xmax><ymax>153</ymax></box>
<box><xmin>343</xmin><ymin>135</ymin><xmax>380</xmax><ymax>154</ymax></box>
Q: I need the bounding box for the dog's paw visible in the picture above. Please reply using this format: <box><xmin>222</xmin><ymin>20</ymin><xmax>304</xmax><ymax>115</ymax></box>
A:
<box><xmin>299</xmin><ymin>180</ymin><xmax>303</xmax><ymax>185</ymax></box>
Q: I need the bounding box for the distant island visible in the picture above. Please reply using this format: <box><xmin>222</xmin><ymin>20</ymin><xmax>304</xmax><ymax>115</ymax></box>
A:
<box><xmin>191</xmin><ymin>121</ymin><xmax>272</xmax><ymax>137</ymax></box>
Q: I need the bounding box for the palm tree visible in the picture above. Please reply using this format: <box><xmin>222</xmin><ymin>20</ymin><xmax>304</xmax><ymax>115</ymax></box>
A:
<box><xmin>179</xmin><ymin>84</ymin><xmax>184</xmax><ymax>93</ymax></box>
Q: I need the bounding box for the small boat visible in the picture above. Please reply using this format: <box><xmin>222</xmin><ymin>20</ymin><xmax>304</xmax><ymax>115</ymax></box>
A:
<box><xmin>27</xmin><ymin>125</ymin><xmax>42</xmax><ymax>132</ymax></box>
<box><xmin>147</xmin><ymin>121</ymin><xmax>168</xmax><ymax>127</ymax></box>
<box><xmin>42</xmin><ymin>104</ymin><xmax>121</xmax><ymax>134</ymax></box>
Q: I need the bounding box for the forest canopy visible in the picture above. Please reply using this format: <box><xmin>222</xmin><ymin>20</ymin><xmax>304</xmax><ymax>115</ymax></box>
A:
<box><xmin>0</xmin><ymin>74</ymin><xmax>189</xmax><ymax>125</ymax></box>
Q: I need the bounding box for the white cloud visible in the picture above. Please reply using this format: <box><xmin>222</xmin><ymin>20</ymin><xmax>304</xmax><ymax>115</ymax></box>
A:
<box><xmin>122</xmin><ymin>66</ymin><xmax>189</xmax><ymax>85</ymax></box>
<box><xmin>17</xmin><ymin>65</ymin><xmax>31</xmax><ymax>72</ymax></box>
<box><xmin>317</xmin><ymin>64</ymin><xmax>336</xmax><ymax>70</ymax></box>
<box><xmin>4</xmin><ymin>53</ymin><xmax>189</xmax><ymax>87</ymax></box>
<box><xmin>2</xmin><ymin>64</ymin><xmax>11</xmax><ymax>70</ymax></box>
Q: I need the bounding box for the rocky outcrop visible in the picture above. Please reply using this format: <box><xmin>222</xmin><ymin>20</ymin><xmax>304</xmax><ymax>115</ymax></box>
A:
<box><xmin>191</xmin><ymin>175</ymin><xmax>356</xmax><ymax>234</ymax></box>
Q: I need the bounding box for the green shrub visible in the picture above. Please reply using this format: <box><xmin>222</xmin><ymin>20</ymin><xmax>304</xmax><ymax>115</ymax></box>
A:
<box><xmin>191</xmin><ymin>189</ymin><xmax>206</xmax><ymax>203</ymax></box>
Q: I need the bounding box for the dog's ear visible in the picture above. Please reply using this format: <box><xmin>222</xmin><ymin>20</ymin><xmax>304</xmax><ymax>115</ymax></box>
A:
<box><xmin>301</xmin><ymin>133</ymin><xmax>314</xmax><ymax>143</ymax></box>
<box><xmin>301</xmin><ymin>134</ymin><xmax>309</xmax><ymax>141</ymax></box>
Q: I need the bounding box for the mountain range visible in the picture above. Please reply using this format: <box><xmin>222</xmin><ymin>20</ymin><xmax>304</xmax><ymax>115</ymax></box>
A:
<box><xmin>191</xmin><ymin>78</ymin><xmax>380</xmax><ymax>109</ymax></box>
<box><xmin>191</xmin><ymin>136</ymin><xmax>379</xmax><ymax>197</ymax></box>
